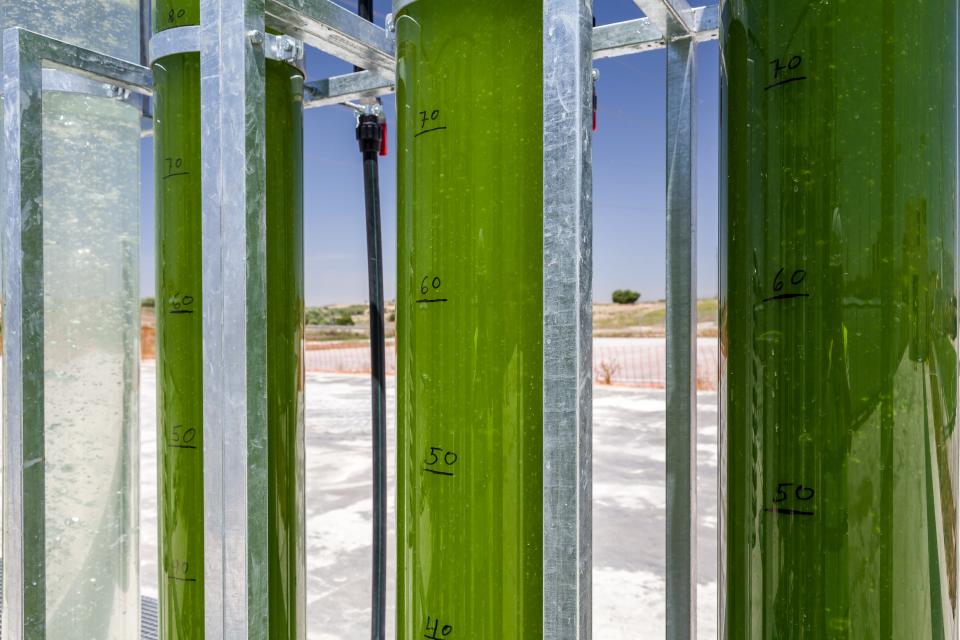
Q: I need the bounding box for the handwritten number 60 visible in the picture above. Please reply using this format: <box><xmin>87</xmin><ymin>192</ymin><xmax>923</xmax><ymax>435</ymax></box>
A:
<box><xmin>773</xmin><ymin>268</ymin><xmax>806</xmax><ymax>292</ymax></box>
<box><xmin>420</xmin><ymin>276</ymin><xmax>441</xmax><ymax>295</ymax></box>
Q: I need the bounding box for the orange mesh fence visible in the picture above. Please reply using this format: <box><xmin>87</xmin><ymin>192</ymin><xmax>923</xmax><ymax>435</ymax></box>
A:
<box><xmin>303</xmin><ymin>338</ymin><xmax>719</xmax><ymax>391</ymax></box>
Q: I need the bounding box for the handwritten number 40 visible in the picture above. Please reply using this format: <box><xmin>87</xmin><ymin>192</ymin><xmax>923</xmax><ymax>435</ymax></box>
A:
<box><xmin>770</xmin><ymin>55</ymin><xmax>802</xmax><ymax>79</ymax></box>
<box><xmin>425</xmin><ymin>617</ymin><xmax>452</xmax><ymax>639</ymax></box>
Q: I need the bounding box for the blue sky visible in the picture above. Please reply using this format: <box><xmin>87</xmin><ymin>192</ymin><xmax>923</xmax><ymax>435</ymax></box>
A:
<box><xmin>139</xmin><ymin>0</ymin><xmax>720</xmax><ymax>305</ymax></box>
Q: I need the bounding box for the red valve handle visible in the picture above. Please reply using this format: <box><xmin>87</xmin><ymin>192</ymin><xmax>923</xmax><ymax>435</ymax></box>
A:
<box><xmin>379</xmin><ymin>121</ymin><xmax>389</xmax><ymax>156</ymax></box>
<box><xmin>593</xmin><ymin>90</ymin><xmax>598</xmax><ymax>132</ymax></box>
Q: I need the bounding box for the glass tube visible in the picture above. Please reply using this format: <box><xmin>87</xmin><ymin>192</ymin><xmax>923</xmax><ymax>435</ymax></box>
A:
<box><xmin>0</xmin><ymin>0</ymin><xmax>140</xmax><ymax>640</ymax></box>
<box><xmin>152</xmin><ymin>1</ymin><xmax>306</xmax><ymax>636</ymax></box>
<box><xmin>721</xmin><ymin>1</ymin><xmax>959</xmax><ymax>637</ymax></box>
<box><xmin>0</xmin><ymin>0</ymin><xmax>142</xmax><ymax>637</ymax></box>
<box><xmin>394</xmin><ymin>2</ymin><xmax>544</xmax><ymax>638</ymax></box>
<box><xmin>41</xmin><ymin>91</ymin><xmax>141</xmax><ymax>640</ymax></box>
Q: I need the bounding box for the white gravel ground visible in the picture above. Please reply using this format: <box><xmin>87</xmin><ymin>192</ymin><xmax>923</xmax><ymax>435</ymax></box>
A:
<box><xmin>139</xmin><ymin>362</ymin><xmax>719</xmax><ymax>639</ymax></box>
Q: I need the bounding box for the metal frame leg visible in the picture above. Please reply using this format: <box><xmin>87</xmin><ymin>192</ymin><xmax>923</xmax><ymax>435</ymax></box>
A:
<box><xmin>542</xmin><ymin>1</ymin><xmax>594</xmax><ymax>638</ymax></box>
<box><xmin>199</xmin><ymin>0</ymin><xmax>270</xmax><ymax>637</ymax></box>
<box><xmin>3</xmin><ymin>28</ymin><xmax>46</xmax><ymax>640</ymax></box>
<box><xmin>665</xmin><ymin>30</ymin><xmax>698</xmax><ymax>640</ymax></box>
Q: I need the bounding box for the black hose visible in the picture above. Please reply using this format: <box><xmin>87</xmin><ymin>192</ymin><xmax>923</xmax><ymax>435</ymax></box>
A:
<box><xmin>358</xmin><ymin>0</ymin><xmax>374</xmax><ymax>22</ymax></box>
<box><xmin>355</xmin><ymin>0</ymin><xmax>375</xmax><ymax>72</ymax></box>
<box><xmin>357</xmin><ymin>113</ymin><xmax>387</xmax><ymax>640</ymax></box>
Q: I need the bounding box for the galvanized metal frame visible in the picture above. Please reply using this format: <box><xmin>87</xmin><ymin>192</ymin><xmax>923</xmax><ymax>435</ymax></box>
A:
<box><xmin>633</xmin><ymin>0</ymin><xmax>695</xmax><ymax>35</ymax></box>
<box><xmin>0</xmin><ymin>0</ymin><xmax>712</xmax><ymax>636</ymax></box>
<box><xmin>265</xmin><ymin>0</ymin><xmax>393</xmax><ymax>72</ymax></box>
<box><xmin>149</xmin><ymin>25</ymin><xmax>305</xmax><ymax>73</ymax></box>
<box><xmin>303</xmin><ymin>69</ymin><xmax>394</xmax><ymax>109</ymax></box>
<box><xmin>541</xmin><ymin>1</ymin><xmax>594</xmax><ymax>638</ymax></box>
<box><xmin>616</xmin><ymin>2</ymin><xmax>704</xmax><ymax>638</ymax></box>
<box><xmin>664</xmin><ymin>28</ymin><xmax>699</xmax><ymax>640</ymax></box>
<box><xmin>593</xmin><ymin>5</ymin><xmax>716</xmax><ymax>59</ymax></box>
<box><xmin>199</xmin><ymin>0</ymin><xmax>269</xmax><ymax>636</ymax></box>
<box><xmin>1</xmin><ymin>26</ymin><xmax>151</xmax><ymax>639</ymax></box>
<box><xmin>302</xmin><ymin>4</ymin><xmax>718</xmax><ymax>110</ymax></box>
<box><xmin>196</xmin><ymin>1</ymin><xmax>386</xmax><ymax>638</ymax></box>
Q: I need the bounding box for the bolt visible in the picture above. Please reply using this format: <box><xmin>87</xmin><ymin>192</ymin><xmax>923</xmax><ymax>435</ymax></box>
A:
<box><xmin>592</xmin><ymin>68</ymin><xmax>600</xmax><ymax>82</ymax></box>
<box><xmin>247</xmin><ymin>30</ymin><xmax>264</xmax><ymax>46</ymax></box>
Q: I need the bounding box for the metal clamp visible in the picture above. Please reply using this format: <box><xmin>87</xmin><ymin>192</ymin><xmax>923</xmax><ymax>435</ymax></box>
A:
<box><xmin>149</xmin><ymin>25</ymin><xmax>201</xmax><ymax>63</ymax></box>
<box><xmin>150</xmin><ymin>25</ymin><xmax>305</xmax><ymax>74</ymax></box>
<box><xmin>263</xmin><ymin>32</ymin><xmax>305</xmax><ymax>71</ymax></box>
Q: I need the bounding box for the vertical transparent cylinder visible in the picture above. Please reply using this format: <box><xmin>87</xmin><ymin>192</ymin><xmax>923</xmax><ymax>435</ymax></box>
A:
<box><xmin>0</xmin><ymin>1</ymin><xmax>142</xmax><ymax>637</ymax></box>
<box><xmin>720</xmin><ymin>1</ymin><xmax>959</xmax><ymax>637</ymax></box>
<box><xmin>153</xmin><ymin>1</ymin><xmax>306</xmax><ymax>636</ymax></box>
<box><xmin>395</xmin><ymin>1</ymin><xmax>544</xmax><ymax>638</ymax></box>
<box><xmin>41</xmin><ymin>92</ymin><xmax>141</xmax><ymax>640</ymax></box>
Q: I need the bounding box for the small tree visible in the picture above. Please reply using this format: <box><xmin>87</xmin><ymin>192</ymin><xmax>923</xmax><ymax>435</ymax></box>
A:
<box><xmin>612</xmin><ymin>289</ymin><xmax>641</xmax><ymax>305</ymax></box>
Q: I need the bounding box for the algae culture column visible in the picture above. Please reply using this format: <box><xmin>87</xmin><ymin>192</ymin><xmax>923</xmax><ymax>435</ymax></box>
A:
<box><xmin>395</xmin><ymin>1</ymin><xmax>544</xmax><ymax>638</ymax></box>
<box><xmin>152</xmin><ymin>2</ymin><xmax>306</xmax><ymax>636</ymax></box>
<box><xmin>0</xmin><ymin>0</ymin><xmax>142</xmax><ymax>637</ymax></box>
<box><xmin>721</xmin><ymin>0</ymin><xmax>959</xmax><ymax>637</ymax></box>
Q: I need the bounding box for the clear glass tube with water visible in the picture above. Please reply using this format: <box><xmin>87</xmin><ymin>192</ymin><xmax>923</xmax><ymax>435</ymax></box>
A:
<box><xmin>1</xmin><ymin>0</ymin><xmax>142</xmax><ymax>637</ymax></box>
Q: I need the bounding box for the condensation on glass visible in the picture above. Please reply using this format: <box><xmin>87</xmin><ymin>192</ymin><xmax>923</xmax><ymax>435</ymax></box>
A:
<box><xmin>720</xmin><ymin>1</ymin><xmax>959</xmax><ymax>637</ymax></box>
<box><xmin>0</xmin><ymin>0</ymin><xmax>141</xmax><ymax>637</ymax></box>
<box><xmin>394</xmin><ymin>1</ymin><xmax>545</xmax><ymax>638</ymax></box>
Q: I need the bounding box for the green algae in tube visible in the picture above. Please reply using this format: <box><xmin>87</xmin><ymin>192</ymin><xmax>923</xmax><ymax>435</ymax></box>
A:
<box><xmin>394</xmin><ymin>1</ymin><xmax>544</xmax><ymax>638</ymax></box>
<box><xmin>153</xmin><ymin>45</ymin><xmax>205</xmax><ymax>637</ymax></box>
<box><xmin>153</xmin><ymin>2</ymin><xmax>306</xmax><ymax>636</ymax></box>
<box><xmin>720</xmin><ymin>0</ymin><xmax>959</xmax><ymax>637</ymax></box>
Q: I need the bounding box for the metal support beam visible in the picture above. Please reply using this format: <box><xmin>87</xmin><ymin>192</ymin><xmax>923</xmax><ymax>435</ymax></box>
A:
<box><xmin>542</xmin><ymin>1</ymin><xmax>593</xmax><ymax>639</ymax></box>
<box><xmin>664</xmin><ymin>28</ymin><xmax>697</xmax><ymax>640</ymax></box>
<box><xmin>2</xmin><ymin>26</ymin><xmax>150</xmax><ymax>639</ymax></box>
<box><xmin>300</xmin><ymin>5</ymin><xmax>720</xmax><ymax>109</ymax></box>
<box><xmin>633</xmin><ymin>0</ymin><xmax>695</xmax><ymax>36</ymax></box>
<box><xmin>199</xmin><ymin>0</ymin><xmax>270</xmax><ymax>636</ymax></box>
<box><xmin>265</xmin><ymin>0</ymin><xmax>394</xmax><ymax>73</ymax></box>
<box><xmin>303</xmin><ymin>69</ymin><xmax>393</xmax><ymax>109</ymax></box>
<box><xmin>593</xmin><ymin>5</ymin><xmax>717</xmax><ymax>60</ymax></box>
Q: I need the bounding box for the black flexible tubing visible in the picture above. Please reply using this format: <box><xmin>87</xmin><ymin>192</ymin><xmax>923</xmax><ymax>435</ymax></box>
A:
<box><xmin>357</xmin><ymin>110</ymin><xmax>387</xmax><ymax>640</ymax></box>
<box><xmin>355</xmin><ymin>4</ymin><xmax>385</xmax><ymax>637</ymax></box>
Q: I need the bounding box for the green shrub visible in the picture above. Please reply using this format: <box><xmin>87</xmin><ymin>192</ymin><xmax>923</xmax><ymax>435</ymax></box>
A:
<box><xmin>612</xmin><ymin>289</ymin><xmax>641</xmax><ymax>305</ymax></box>
<box><xmin>141</xmin><ymin>297</ymin><xmax>156</xmax><ymax>308</ymax></box>
<box><xmin>305</xmin><ymin>307</ymin><xmax>327</xmax><ymax>325</ymax></box>
<box><xmin>333</xmin><ymin>314</ymin><xmax>355</xmax><ymax>326</ymax></box>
